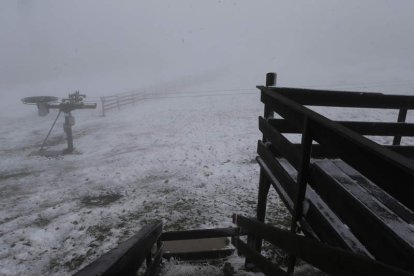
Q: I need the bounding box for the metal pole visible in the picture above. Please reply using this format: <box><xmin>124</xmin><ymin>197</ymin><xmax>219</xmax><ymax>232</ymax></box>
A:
<box><xmin>40</xmin><ymin>110</ymin><xmax>62</xmax><ymax>150</ymax></box>
<box><xmin>64</xmin><ymin>112</ymin><xmax>74</xmax><ymax>153</ymax></box>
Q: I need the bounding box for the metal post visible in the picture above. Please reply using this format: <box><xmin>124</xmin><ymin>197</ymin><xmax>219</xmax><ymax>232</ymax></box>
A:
<box><xmin>64</xmin><ymin>112</ymin><xmax>74</xmax><ymax>153</ymax></box>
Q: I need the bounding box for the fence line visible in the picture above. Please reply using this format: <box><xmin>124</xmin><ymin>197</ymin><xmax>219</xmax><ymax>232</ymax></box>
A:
<box><xmin>100</xmin><ymin>90</ymin><xmax>147</xmax><ymax>116</ymax></box>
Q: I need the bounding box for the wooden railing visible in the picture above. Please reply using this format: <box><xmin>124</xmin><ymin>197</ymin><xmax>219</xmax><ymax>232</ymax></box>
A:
<box><xmin>100</xmin><ymin>91</ymin><xmax>146</xmax><ymax>116</ymax></box>
<box><xmin>253</xmin><ymin>73</ymin><xmax>414</xmax><ymax>274</ymax></box>
<box><xmin>232</xmin><ymin>214</ymin><xmax>413</xmax><ymax>276</ymax></box>
<box><xmin>73</xmin><ymin>222</ymin><xmax>163</xmax><ymax>276</ymax></box>
<box><xmin>73</xmin><ymin>224</ymin><xmax>243</xmax><ymax>275</ymax></box>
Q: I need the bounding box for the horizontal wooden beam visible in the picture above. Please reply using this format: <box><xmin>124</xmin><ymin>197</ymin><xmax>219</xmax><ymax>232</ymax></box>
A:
<box><xmin>270</xmin><ymin>144</ymin><xmax>414</xmax><ymax>159</ymax></box>
<box><xmin>257</xmin><ymin>141</ymin><xmax>298</xmax><ymax>202</ymax></box>
<box><xmin>162</xmin><ymin>249</ymin><xmax>234</xmax><ymax>261</ymax></box>
<box><xmin>233</xmin><ymin>215</ymin><xmax>414</xmax><ymax>276</ymax></box>
<box><xmin>259</xmin><ymin>117</ymin><xmax>301</xmax><ymax>169</ymax></box>
<box><xmin>258</xmin><ymin>86</ymin><xmax>414</xmax><ymax>109</ymax></box>
<box><xmin>268</xmin><ymin>119</ymin><xmax>414</xmax><ymax>136</ymax></box>
<box><xmin>161</xmin><ymin>227</ymin><xmax>241</xmax><ymax>241</ymax></box>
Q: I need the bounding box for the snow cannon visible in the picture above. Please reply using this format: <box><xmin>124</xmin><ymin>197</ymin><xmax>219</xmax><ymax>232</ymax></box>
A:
<box><xmin>21</xmin><ymin>96</ymin><xmax>58</xmax><ymax>117</ymax></box>
<box><xmin>21</xmin><ymin>92</ymin><xmax>97</xmax><ymax>155</ymax></box>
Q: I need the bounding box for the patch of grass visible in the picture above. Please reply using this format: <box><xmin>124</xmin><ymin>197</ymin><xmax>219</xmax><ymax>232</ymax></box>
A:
<box><xmin>87</xmin><ymin>224</ymin><xmax>112</xmax><ymax>242</ymax></box>
<box><xmin>81</xmin><ymin>193</ymin><xmax>123</xmax><ymax>207</ymax></box>
<box><xmin>49</xmin><ymin>257</ymin><xmax>60</xmax><ymax>271</ymax></box>
<box><xmin>63</xmin><ymin>254</ymin><xmax>88</xmax><ymax>271</ymax></box>
<box><xmin>0</xmin><ymin>170</ymin><xmax>34</xmax><ymax>181</ymax></box>
<box><xmin>34</xmin><ymin>216</ymin><xmax>51</xmax><ymax>228</ymax></box>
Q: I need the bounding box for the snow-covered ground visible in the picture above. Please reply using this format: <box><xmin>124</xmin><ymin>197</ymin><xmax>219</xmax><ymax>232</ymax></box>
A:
<box><xmin>0</xmin><ymin>91</ymin><xmax>290</xmax><ymax>275</ymax></box>
<box><xmin>1</xmin><ymin>89</ymin><xmax>413</xmax><ymax>275</ymax></box>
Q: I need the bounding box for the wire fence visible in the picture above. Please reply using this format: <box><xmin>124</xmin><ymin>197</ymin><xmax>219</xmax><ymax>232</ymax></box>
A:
<box><xmin>100</xmin><ymin>91</ymin><xmax>147</xmax><ymax>116</ymax></box>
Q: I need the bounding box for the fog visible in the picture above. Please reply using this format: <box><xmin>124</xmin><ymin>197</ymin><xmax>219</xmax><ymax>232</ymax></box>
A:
<box><xmin>1</xmin><ymin>1</ymin><xmax>414</xmax><ymax>115</ymax></box>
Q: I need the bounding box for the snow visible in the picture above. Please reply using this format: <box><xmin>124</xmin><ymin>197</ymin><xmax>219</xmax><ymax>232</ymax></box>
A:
<box><xmin>0</xmin><ymin>92</ymin><xmax>288</xmax><ymax>275</ymax></box>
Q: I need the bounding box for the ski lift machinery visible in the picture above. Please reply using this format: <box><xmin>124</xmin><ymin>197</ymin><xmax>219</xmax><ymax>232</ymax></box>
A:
<box><xmin>22</xmin><ymin>92</ymin><xmax>97</xmax><ymax>154</ymax></box>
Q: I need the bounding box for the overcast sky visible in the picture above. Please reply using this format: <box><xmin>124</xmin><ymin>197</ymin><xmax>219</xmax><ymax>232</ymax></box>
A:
<box><xmin>1</xmin><ymin>0</ymin><xmax>414</xmax><ymax>103</ymax></box>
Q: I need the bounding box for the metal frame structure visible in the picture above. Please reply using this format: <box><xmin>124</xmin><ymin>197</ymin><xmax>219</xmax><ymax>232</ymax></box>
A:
<box><xmin>22</xmin><ymin>92</ymin><xmax>97</xmax><ymax>154</ymax></box>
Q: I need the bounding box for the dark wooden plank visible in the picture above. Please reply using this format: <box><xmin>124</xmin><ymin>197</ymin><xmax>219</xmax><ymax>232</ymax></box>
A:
<box><xmin>394</xmin><ymin>107</ymin><xmax>408</xmax><ymax>145</ymax></box>
<box><xmin>255</xmin><ymin>169</ymin><xmax>272</xmax><ymax>253</ymax></box>
<box><xmin>256</xmin><ymin>157</ymin><xmax>294</xmax><ymax>213</ymax></box>
<box><xmin>258</xmin><ymin>86</ymin><xmax>414</xmax><ymax>109</ymax></box>
<box><xmin>145</xmin><ymin>244</ymin><xmax>163</xmax><ymax>276</ymax></box>
<box><xmin>333</xmin><ymin>160</ymin><xmax>414</xmax><ymax>224</ymax></box>
<box><xmin>260</xmin><ymin>89</ymin><xmax>414</xmax><ymax>211</ymax></box>
<box><xmin>388</xmin><ymin>145</ymin><xmax>414</xmax><ymax>158</ymax></box>
<box><xmin>311</xmin><ymin>161</ymin><xmax>414</xmax><ymax>271</ymax></box>
<box><xmin>74</xmin><ymin>222</ymin><xmax>162</xmax><ymax>276</ymax></box>
<box><xmin>269</xmin><ymin>119</ymin><xmax>414</xmax><ymax>136</ymax></box>
<box><xmin>234</xmin><ymin>215</ymin><xmax>414</xmax><ymax>276</ymax></box>
<box><xmin>256</xmin><ymin>151</ymin><xmax>370</xmax><ymax>256</ymax></box>
<box><xmin>310</xmin><ymin>121</ymin><xmax>414</xmax><ymax>211</ymax></box>
<box><xmin>270</xmin><ymin>144</ymin><xmax>414</xmax><ymax>159</ymax></box>
<box><xmin>302</xmin><ymin>187</ymin><xmax>372</xmax><ymax>256</ymax></box>
<box><xmin>287</xmin><ymin>118</ymin><xmax>313</xmax><ymax>273</ymax></box>
<box><xmin>232</xmin><ymin>237</ymin><xmax>289</xmax><ymax>276</ymax></box>
<box><xmin>272</xmin><ymin>144</ymin><xmax>414</xmax><ymax>159</ymax></box>
<box><xmin>259</xmin><ymin>117</ymin><xmax>301</xmax><ymax>169</ymax></box>
<box><xmin>257</xmin><ymin>141</ymin><xmax>298</xmax><ymax>204</ymax></box>
<box><xmin>161</xmin><ymin>227</ymin><xmax>240</xmax><ymax>241</ymax></box>
<box><xmin>290</xmin><ymin>117</ymin><xmax>312</xmax><ymax>225</ymax></box>
<box><xmin>162</xmin><ymin>249</ymin><xmax>234</xmax><ymax>261</ymax></box>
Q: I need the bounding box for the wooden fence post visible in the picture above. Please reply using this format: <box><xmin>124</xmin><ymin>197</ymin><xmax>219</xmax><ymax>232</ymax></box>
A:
<box><xmin>393</xmin><ymin>107</ymin><xmax>407</xmax><ymax>145</ymax></box>
<box><xmin>263</xmin><ymin>72</ymin><xmax>277</xmax><ymax>142</ymax></box>
<box><xmin>287</xmin><ymin>118</ymin><xmax>313</xmax><ymax>273</ymax></box>
<box><xmin>101</xmin><ymin>97</ymin><xmax>106</xmax><ymax>117</ymax></box>
<box><xmin>249</xmin><ymin>72</ymin><xmax>278</xmax><ymax>266</ymax></box>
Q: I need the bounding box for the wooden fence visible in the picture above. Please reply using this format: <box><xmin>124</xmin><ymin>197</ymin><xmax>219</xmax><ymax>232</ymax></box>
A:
<box><xmin>100</xmin><ymin>91</ymin><xmax>146</xmax><ymax>116</ymax></box>
<box><xmin>250</xmin><ymin>73</ymin><xmax>414</xmax><ymax>274</ymax></box>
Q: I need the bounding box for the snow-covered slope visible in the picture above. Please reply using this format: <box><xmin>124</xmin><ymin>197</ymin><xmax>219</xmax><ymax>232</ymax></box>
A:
<box><xmin>0</xmin><ymin>92</ymin><xmax>291</xmax><ymax>275</ymax></box>
<box><xmin>1</xmin><ymin>89</ymin><xmax>413</xmax><ymax>275</ymax></box>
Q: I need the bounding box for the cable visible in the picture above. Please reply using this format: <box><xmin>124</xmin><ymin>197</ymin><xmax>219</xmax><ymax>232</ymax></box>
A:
<box><xmin>40</xmin><ymin>110</ymin><xmax>62</xmax><ymax>150</ymax></box>
<box><xmin>85</xmin><ymin>79</ymin><xmax>414</xmax><ymax>99</ymax></box>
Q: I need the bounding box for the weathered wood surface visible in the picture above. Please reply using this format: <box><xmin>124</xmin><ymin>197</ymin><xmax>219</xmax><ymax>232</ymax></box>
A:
<box><xmin>312</xmin><ymin>160</ymin><xmax>414</xmax><ymax>271</ymax></box>
<box><xmin>259</xmin><ymin>87</ymin><xmax>414</xmax><ymax>211</ymax></box>
<box><xmin>256</xmin><ymin>84</ymin><xmax>414</xmax><ymax>274</ymax></box>
<box><xmin>234</xmin><ymin>215</ymin><xmax>414</xmax><ymax>276</ymax></box>
<box><xmin>73</xmin><ymin>222</ymin><xmax>162</xmax><ymax>276</ymax></box>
